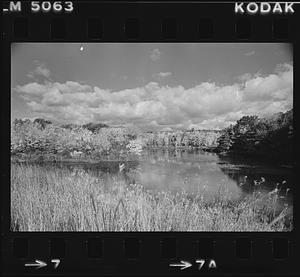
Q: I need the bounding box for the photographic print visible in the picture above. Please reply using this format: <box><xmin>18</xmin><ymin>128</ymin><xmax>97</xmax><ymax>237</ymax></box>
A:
<box><xmin>11</xmin><ymin>43</ymin><xmax>293</xmax><ymax>231</ymax></box>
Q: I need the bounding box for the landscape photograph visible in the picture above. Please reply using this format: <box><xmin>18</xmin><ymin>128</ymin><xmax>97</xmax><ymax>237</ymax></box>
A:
<box><xmin>11</xmin><ymin>43</ymin><xmax>293</xmax><ymax>232</ymax></box>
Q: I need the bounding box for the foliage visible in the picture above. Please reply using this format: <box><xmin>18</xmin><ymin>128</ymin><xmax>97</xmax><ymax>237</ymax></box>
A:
<box><xmin>61</xmin><ymin>123</ymin><xmax>80</xmax><ymax>130</ymax></box>
<box><xmin>82</xmin><ymin>122</ymin><xmax>109</xmax><ymax>133</ymax></box>
<box><xmin>33</xmin><ymin>118</ymin><xmax>52</xmax><ymax>129</ymax></box>
<box><xmin>142</xmin><ymin>130</ymin><xmax>221</xmax><ymax>149</ymax></box>
<box><xmin>126</xmin><ymin>138</ymin><xmax>143</xmax><ymax>157</ymax></box>
<box><xmin>11</xmin><ymin>108</ymin><xmax>293</xmax><ymax>163</ymax></box>
<box><xmin>216</xmin><ymin>125</ymin><xmax>234</xmax><ymax>152</ymax></box>
<box><xmin>11</xmin><ymin>120</ymin><xmax>143</xmax><ymax>161</ymax></box>
<box><xmin>216</xmin><ymin>109</ymin><xmax>293</xmax><ymax>163</ymax></box>
<box><xmin>11</xmin><ymin>163</ymin><xmax>292</xmax><ymax>231</ymax></box>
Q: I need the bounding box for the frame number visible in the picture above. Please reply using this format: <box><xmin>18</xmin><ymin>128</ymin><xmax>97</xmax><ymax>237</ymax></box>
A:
<box><xmin>31</xmin><ymin>1</ymin><xmax>74</xmax><ymax>13</ymax></box>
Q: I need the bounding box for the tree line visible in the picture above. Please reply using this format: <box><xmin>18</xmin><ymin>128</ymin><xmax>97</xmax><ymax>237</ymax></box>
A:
<box><xmin>11</xmin><ymin>109</ymin><xmax>293</xmax><ymax>164</ymax></box>
<box><xmin>216</xmin><ymin>109</ymin><xmax>293</xmax><ymax>163</ymax></box>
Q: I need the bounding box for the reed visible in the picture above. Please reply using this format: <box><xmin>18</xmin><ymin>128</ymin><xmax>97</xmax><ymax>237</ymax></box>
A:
<box><xmin>11</xmin><ymin>163</ymin><xmax>292</xmax><ymax>232</ymax></box>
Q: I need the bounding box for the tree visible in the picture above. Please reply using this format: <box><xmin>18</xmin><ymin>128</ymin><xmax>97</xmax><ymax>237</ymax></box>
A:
<box><xmin>33</xmin><ymin>118</ymin><xmax>52</xmax><ymax>129</ymax></box>
<box><xmin>82</xmin><ymin>122</ymin><xmax>109</xmax><ymax>133</ymax></box>
<box><xmin>233</xmin><ymin>115</ymin><xmax>259</xmax><ymax>134</ymax></box>
<box><xmin>216</xmin><ymin>125</ymin><xmax>235</xmax><ymax>152</ymax></box>
<box><xmin>216</xmin><ymin>109</ymin><xmax>293</xmax><ymax>163</ymax></box>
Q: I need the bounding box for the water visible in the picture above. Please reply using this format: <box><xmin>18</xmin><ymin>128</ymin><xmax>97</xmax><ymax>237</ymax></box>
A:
<box><xmin>136</xmin><ymin>149</ymin><xmax>293</xmax><ymax>204</ymax></box>
<box><xmin>28</xmin><ymin>148</ymin><xmax>293</xmax><ymax>208</ymax></box>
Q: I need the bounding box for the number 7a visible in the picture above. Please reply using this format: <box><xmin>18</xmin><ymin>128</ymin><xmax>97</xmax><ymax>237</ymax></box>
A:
<box><xmin>196</xmin><ymin>259</ymin><xmax>217</xmax><ymax>270</ymax></box>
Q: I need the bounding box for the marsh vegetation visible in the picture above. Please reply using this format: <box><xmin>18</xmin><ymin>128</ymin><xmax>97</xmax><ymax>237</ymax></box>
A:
<box><xmin>11</xmin><ymin>163</ymin><xmax>292</xmax><ymax>231</ymax></box>
<box><xmin>10</xmin><ymin>110</ymin><xmax>293</xmax><ymax>231</ymax></box>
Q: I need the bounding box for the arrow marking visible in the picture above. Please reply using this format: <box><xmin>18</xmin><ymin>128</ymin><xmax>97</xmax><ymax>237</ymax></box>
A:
<box><xmin>169</xmin><ymin>260</ymin><xmax>192</xmax><ymax>270</ymax></box>
<box><xmin>25</xmin><ymin>260</ymin><xmax>47</xmax><ymax>269</ymax></box>
<box><xmin>51</xmin><ymin>259</ymin><xmax>60</xmax><ymax>269</ymax></box>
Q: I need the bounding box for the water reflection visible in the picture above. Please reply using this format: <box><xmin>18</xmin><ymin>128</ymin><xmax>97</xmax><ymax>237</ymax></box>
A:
<box><xmin>30</xmin><ymin>148</ymin><xmax>293</xmax><ymax>208</ymax></box>
<box><xmin>135</xmin><ymin>149</ymin><xmax>242</xmax><ymax>201</ymax></box>
<box><xmin>136</xmin><ymin>149</ymin><xmax>293</xmax><ymax>208</ymax></box>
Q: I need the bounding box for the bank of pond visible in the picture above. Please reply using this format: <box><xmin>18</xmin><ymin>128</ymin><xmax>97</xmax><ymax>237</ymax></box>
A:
<box><xmin>11</xmin><ymin>148</ymin><xmax>293</xmax><ymax>230</ymax></box>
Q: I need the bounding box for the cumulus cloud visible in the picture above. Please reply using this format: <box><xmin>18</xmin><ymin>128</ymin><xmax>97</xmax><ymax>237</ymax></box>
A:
<box><xmin>245</xmin><ymin>50</ymin><xmax>255</xmax><ymax>56</ymax></box>
<box><xmin>243</xmin><ymin>65</ymin><xmax>292</xmax><ymax>102</ymax></box>
<box><xmin>13</xmin><ymin>63</ymin><xmax>293</xmax><ymax>129</ymax></box>
<box><xmin>15</xmin><ymin>82</ymin><xmax>49</xmax><ymax>96</ymax></box>
<box><xmin>153</xmin><ymin>72</ymin><xmax>172</xmax><ymax>79</ymax></box>
<box><xmin>150</xmin><ymin>48</ymin><xmax>162</xmax><ymax>61</ymax></box>
<box><xmin>237</xmin><ymin>73</ymin><xmax>252</xmax><ymax>82</ymax></box>
<box><xmin>27</xmin><ymin>61</ymin><xmax>51</xmax><ymax>79</ymax></box>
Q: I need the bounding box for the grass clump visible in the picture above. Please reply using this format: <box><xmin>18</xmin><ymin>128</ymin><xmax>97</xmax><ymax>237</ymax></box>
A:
<box><xmin>11</xmin><ymin>163</ymin><xmax>292</xmax><ymax>232</ymax></box>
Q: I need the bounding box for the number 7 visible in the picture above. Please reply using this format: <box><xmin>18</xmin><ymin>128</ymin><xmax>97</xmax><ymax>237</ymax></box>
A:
<box><xmin>196</xmin><ymin>259</ymin><xmax>205</xmax><ymax>270</ymax></box>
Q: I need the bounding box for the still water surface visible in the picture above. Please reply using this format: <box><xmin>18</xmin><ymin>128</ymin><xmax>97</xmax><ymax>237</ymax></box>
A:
<box><xmin>55</xmin><ymin>148</ymin><xmax>293</xmax><ymax>208</ymax></box>
<box><xmin>138</xmin><ymin>149</ymin><xmax>292</xmax><ymax>202</ymax></box>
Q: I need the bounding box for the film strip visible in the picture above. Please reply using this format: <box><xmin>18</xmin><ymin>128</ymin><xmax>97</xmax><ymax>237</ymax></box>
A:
<box><xmin>2</xmin><ymin>1</ymin><xmax>299</xmax><ymax>276</ymax></box>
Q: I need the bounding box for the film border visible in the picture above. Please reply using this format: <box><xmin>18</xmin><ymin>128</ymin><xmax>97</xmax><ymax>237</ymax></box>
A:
<box><xmin>2</xmin><ymin>1</ymin><xmax>299</xmax><ymax>276</ymax></box>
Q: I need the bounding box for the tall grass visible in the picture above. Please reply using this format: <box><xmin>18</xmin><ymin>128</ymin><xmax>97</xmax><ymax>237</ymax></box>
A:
<box><xmin>11</xmin><ymin>163</ymin><xmax>292</xmax><ymax>232</ymax></box>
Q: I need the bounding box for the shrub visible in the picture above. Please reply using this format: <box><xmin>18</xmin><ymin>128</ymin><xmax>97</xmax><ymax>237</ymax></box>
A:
<box><xmin>11</xmin><ymin>119</ymin><xmax>144</xmax><ymax>161</ymax></box>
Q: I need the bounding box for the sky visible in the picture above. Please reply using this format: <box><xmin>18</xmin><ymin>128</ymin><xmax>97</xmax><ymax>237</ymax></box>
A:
<box><xmin>11</xmin><ymin>43</ymin><xmax>293</xmax><ymax>131</ymax></box>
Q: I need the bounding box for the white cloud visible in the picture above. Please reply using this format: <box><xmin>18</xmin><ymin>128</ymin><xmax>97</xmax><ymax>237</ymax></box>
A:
<box><xmin>158</xmin><ymin>72</ymin><xmax>172</xmax><ymax>78</ymax></box>
<box><xmin>237</xmin><ymin>73</ymin><xmax>252</xmax><ymax>82</ymax></box>
<box><xmin>15</xmin><ymin>82</ymin><xmax>49</xmax><ymax>96</ymax></box>
<box><xmin>243</xmin><ymin>66</ymin><xmax>292</xmax><ymax>102</ymax></box>
<box><xmin>150</xmin><ymin>48</ymin><xmax>162</xmax><ymax>61</ymax></box>
<box><xmin>13</xmin><ymin>63</ymin><xmax>293</xmax><ymax>129</ymax></box>
<box><xmin>153</xmin><ymin>72</ymin><xmax>172</xmax><ymax>79</ymax></box>
<box><xmin>27</xmin><ymin>61</ymin><xmax>51</xmax><ymax>79</ymax></box>
<box><xmin>245</xmin><ymin>50</ymin><xmax>255</xmax><ymax>56</ymax></box>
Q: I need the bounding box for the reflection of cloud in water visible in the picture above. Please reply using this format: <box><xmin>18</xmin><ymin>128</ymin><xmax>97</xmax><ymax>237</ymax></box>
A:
<box><xmin>134</xmin><ymin>149</ymin><xmax>293</xmax><ymax>208</ymax></box>
<box><xmin>136</xmin><ymin>159</ymin><xmax>243</xmax><ymax>201</ymax></box>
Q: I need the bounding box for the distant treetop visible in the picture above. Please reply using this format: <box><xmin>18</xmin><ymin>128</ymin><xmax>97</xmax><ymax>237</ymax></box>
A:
<box><xmin>82</xmin><ymin>122</ymin><xmax>109</xmax><ymax>132</ymax></box>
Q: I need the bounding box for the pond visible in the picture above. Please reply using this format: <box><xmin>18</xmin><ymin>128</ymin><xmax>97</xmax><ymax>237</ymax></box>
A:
<box><xmin>136</xmin><ymin>149</ymin><xmax>293</xmax><ymax>207</ymax></box>
<box><xmin>23</xmin><ymin>148</ymin><xmax>293</xmax><ymax>210</ymax></box>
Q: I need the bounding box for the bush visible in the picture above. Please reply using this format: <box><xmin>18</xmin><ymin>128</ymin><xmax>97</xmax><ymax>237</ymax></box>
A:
<box><xmin>11</xmin><ymin>120</ymin><xmax>144</xmax><ymax>161</ymax></box>
<box><xmin>215</xmin><ymin>109</ymin><xmax>293</xmax><ymax>162</ymax></box>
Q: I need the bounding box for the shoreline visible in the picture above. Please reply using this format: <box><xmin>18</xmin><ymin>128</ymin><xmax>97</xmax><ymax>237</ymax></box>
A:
<box><xmin>10</xmin><ymin>162</ymin><xmax>293</xmax><ymax>232</ymax></box>
<box><xmin>11</xmin><ymin>147</ymin><xmax>294</xmax><ymax>168</ymax></box>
